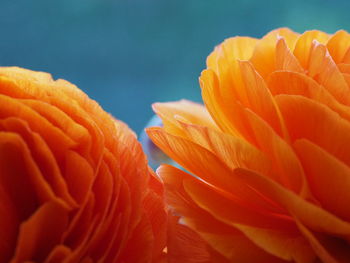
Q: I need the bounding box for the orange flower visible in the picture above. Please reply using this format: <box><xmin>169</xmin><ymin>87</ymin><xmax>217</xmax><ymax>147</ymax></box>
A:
<box><xmin>0</xmin><ymin>67</ymin><xmax>167</xmax><ymax>263</ymax></box>
<box><xmin>147</xmin><ymin>28</ymin><xmax>350</xmax><ymax>262</ymax></box>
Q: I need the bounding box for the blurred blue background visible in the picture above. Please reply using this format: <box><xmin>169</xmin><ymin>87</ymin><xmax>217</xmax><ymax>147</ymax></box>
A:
<box><xmin>1</xmin><ymin>0</ymin><xmax>349</xmax><ymax>134</ymax></box>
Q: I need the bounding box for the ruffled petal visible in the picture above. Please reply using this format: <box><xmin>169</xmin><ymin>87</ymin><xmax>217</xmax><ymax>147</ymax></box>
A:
<box><xmin>152</xmin><ymin>100</ymin><xmax>217</xmax><ymax>137</ymax></box>
<box><xmin>200</xmin><ymin>69</ymin><xmax>256</xmax><ymax>141</ymax></box>
<box><xmin>294</xmin><ymin>139</ymin><xmax>350</xmax><ymax>221</ymax></box>
<box><xmin>306</xmin><ymin>41</ymin><xmax>350</xmax><ymax>105</ymax></box>
<box><xmin>244</xmin><ymin>110</ymin><xmax>308</xmax><ymax>195</ymax></box>
<box><xmin>11</xmin><ymin>201</ymin><xmax>69</xmax><ymax>262</ymax></box>
<box><xmin>276</xmin><ymin>95</ymin><xmax>350</xmax><ymax>166</ymax></box>
<box><xmin>232</xmin><ymin>224</ymin><xmax>315</xmax><ymax>263</ymax></box>
<box><xmin>296</xmin><ymin>220</ymin><xmax>350</xmax><ymax>263</ymax></box>
<box><xmin>183</xmin><ymin>177</ymin><xmax>293</xmax><ymax>230</ymax></box>
<box><xmin>239</xmin><ymin>60</ymin><xmax>287</xmax><ymax>138</ymax></box>
<box><xmin>268</xmin><ymin>71</ymin><xmax>350</xmax><ymax>121</ymax></box>
<box><xmin>44</xmin><ymin>245</ymin><xmax>71</xmax><ymax>263</ymax></box>
<box><xmin>250</xmin><ymin>28</ymin><xmax>299</xmax><ymax>79</ymax></box>
<box><xmin>159</xmin><ymin>165</ymin><xmax>287</xmax><ymax>263</ymax></box>
<box><xmin>166</xmin><ymin>215</ymin><xmax>211</xmax><ymax>263</ymax></box>
<box><xmin>0</xmin><ymin>184</ymin><xmax>18</xmax><ymax>262</ymax></box>
<box><xmin>275</xmin><ymin>37</ymin><xmax>304</xmax><ymax>73</ymax></box>
<box><xmin>327</xmin><ymin>30</ymin><xmax>350</xmax><ymax>64</ymax></box>
<box><xmin>293</xmin><ymin>30</ymin><xmax>329</xmax><ymax>68</ymax></box>
<box><xmin>147</xmin><ymin>127</ymin><xmax>290</xmax><ymax>212</ymax></box>
<box><xmin>207</xmin><ymin>37</ymin><xmax>258</xmax><ymax>109</ymax></box>
<box><xmin>0</xmin><ymin>117</ymin><xmax>77</xmax><ymax>209</ymax></box>
<box><xmin>207</xmin><ymin>36</ymin><xmax>258</xmax><ymax>73</ymax></box>
<box><xmin>177</xmin><ymin>121</ymin><xmax>272</xmax><ymax>176</ymax></box>
<box><xmin>233</xmin><ymin>168</ymin><xmax>350</xmax><ymax>237</ymax></box>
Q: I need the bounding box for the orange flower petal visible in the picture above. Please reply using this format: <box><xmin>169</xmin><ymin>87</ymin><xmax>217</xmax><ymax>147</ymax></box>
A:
<box><xmin>200</xmin><ymin>69</ymin><xmax>255</xmax><ymax>141</ymax></box>
<box><xmin>64</xmin><ymin>150</ymin><xmax>94</xmax><ymax>205</ymax></box>
<box><xmin>0</xmin><ymin>117</ymin><xmax>77</xmax><ymax>209</ymax></box>
<box><xmin>20</xmin><ymin>99</ymin><xmax>90</xmax><ymax>148</ymax></box>
<box><xmin>182</xmin><ymin>177</ymin><xmax>315</xmax><ymax>262</ymax></box>
<box><xmin>143</xmin><ymin>189</ymin><xmax>167</xmax><ymax>261</ymax></box>
<box><xmin>158</xmin><ymin>165</ymin><xmax>227</xmax><ymax>231</ymax></box>
<box><xmin>166</xmin><ymin>214</ymin><xmax>211</xmax><ymax>263</ymax></box>
<box><xmin>342</xmin><ymin>47</ymin><xmax>350</xmax><ymax>63</ymax></box>
<box><xmin>337</xmin><ymin>63</ymin><xmax>350</xmax><ymax>74</ymax></box>
<box><xmin>159</xmin><ymin>165</ymin><xmax>287</xmax><ymax>263</ymax></box>
<box><xmin>207</xmin><ymin>37</ymin><xmax>258</xmax><ymax>109</ymax></box>
<box><xmin>244</xmin><ymin>110</ymin><xmax>308</xmax><ymax>195</ymax></box>
<box><xmin>293</xmin><ymin>30</ymin><xmax>330</xmax><ymax>69</ymax></box>
<box><xmin>44</xmin><ymin>245</ymin><xmax>71</xmax><ymax>263</ymax></box>
<box><xmin>232</xmin><ymin>224</ymin><xmax>315</xmax><ymax>263</ymax></box>
<box><xmin>275</xmin><ymin>37</ymin><xmax>304</xmax><ymax>73</ymax></box>
<box><xmin>11</xmin><ymin>201</ymin><xmax>69</xmax><ymax>262</ymax></box>
<box><xmin>207</xmin><ymin>36</ymin><xmax>258</xmax><ymax>73</ymax></box>
<box><xmin>147</xmin><ymin>127</ymin><xmax>234</xmax><ymax>192</ymax></box>
<box><xmin>199</xmin><ymin>233</ymin><xmax>286</xmax><ymax>263</ymax></box>
<box><xmin>152</xmin><ymin>100</ymin><xmax>217</xmax><ymax>137</ymax></box>
<box><xmin>73</xmin><ymin>159</ymin><xmax>117</xmax><ymax>261</ymax></box>
<box><xmin>62</xmin><ymin>193</ymin><xmax>99</xmax><ymax>261</ymax></box>
<box><xmin>268</xmin><ymin>71</ymin><xmax>350</xmax><ymax>121</ymax></box>
<box><xmin>177</xmin><ymin>121</ymin><xmax>272</xmax><ymax>176</ymax></box>
<box><xmin>294</xmin><ymin>139</ymin><xmax>350</xmax><ymax>221</ymax></box>
<box><xmin>147</xmin><ymin>127</ymin><xmax>289</xmax><ymax>213</ymax></box>
<box><xmin>250</xmin><ymin>28</ymin><xmax>299</xmax><ymax>79</ymax></box>
<box><xmin>342</xmin><ymin>74</ymin><xmax>350</xmax><ymax>89</ymax></box>
<box><xmin>239</xmin><ymin>60</ymin><xmax>287</xmax><ymax>138</ymax></box>
<box><xmin>327</xmin><ymin>30</ymin><xmax>350</xmax><ymax>64</ymax></box>
<box><xmin>183</xmin><ymin>177</ymin><xmax>294</xmax><ymax>230</ymax></box>
<box><xmin>276</xmin><ymin>94</ymin><xmax>350</xmax><ymax>166</ymax></box>
<box><xmin>0</xmin><ymin>94</ymin><xmax>76</xmax><ymax>162</ymax></box>
<box><xmin>0</xmin><ymin>132</ymin><xmax>56</xmax><ymax>212</ymax></box>
<box><xmin>0</xmin><ymin>75</ymin><xmax>104</xmax><ymax>166</ymax></box>
<box><xmin>118</xmin><ymin>212</ymin><xmax>154</xmax><ymax>263</ymax></box>
<box><xmin>295</xmin><ymin>221</ymin><xmax>346</xmax><ymax>263</ymax></box>
<box><xmin>0</xmin><ymin>184</ymin><xmax>18</xmax><ymax>262</ymax></box>
<box><xmin>306</xmin><ymin>41</ymin><xmax>350</xmax><ymax>105</ymax></box>
<box><xmin>233</xmin><ymin>168</ymin><xmax>350</xmax><ymax>237</ymax></box>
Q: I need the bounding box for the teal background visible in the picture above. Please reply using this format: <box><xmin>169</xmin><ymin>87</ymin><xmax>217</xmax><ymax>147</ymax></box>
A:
<box><xmin>1</xmin><ymin>0</ymin><xmax>349</xmax><ymax>133</ymax></box>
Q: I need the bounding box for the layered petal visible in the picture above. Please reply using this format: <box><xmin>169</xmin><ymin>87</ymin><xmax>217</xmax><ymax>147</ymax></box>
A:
<box><xmin>0</xmin><ymin>67</ymin><xmax>167</xmax><ymax>263</ymax></box>
<box><xmin>150</xmin><ymin>28</ymin><xmax>350</xmax><ymax>262</ymax></box>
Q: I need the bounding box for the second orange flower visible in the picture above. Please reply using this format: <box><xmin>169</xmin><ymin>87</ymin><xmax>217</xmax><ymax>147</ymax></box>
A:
<box><xmin>147</xmin><ymin>28</ymin><xmax>350</xmax><ymax>262</ymax></box>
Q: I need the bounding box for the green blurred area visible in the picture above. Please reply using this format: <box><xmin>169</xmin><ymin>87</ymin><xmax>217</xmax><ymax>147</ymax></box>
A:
<box><xmin>0</xmin><ymin>0</ymin><xmax>349</xmax><ymax>133</ymax></box>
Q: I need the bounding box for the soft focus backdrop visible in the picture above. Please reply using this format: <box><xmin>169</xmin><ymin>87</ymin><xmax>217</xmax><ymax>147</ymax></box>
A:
<box><xmin>1</xmin><ymin>0</ymin><xmax>349</xmax><ymax>133</ymax></box>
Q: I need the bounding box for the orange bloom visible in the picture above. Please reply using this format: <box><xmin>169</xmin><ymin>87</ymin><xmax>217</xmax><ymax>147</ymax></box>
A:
<box><xmin>0</xmin><ymin>67</ymin><xmax>167</xmax><ymax>263</ymax></box>
<box><xmin>147</xmin><ymin>28</ymin><xmax>350</xmax><ymax>262</ymax></box>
